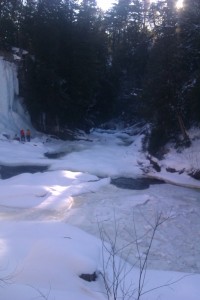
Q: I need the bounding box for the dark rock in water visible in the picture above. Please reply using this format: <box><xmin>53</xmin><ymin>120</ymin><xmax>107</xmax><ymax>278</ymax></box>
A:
<box><xmin>0</xmin><ymin>165</ymin><xmax>48</xmax><ymax>180</ymax></box>
<box><xmin>79</xmin><ymin>272</ymin><xmax>97</xmax><ymax>282</ymax></box>
<box><xmin>111</xmin><ymin>177</ymin><xmax>165</xmax><ymax>190</ymax></box>
<box><xmin>44</xmin><ymin>152</ymin><xmax>66</xmax><ymax>159</ymax></box>
<box><xmin>44</xmin><ymin>144</ymin><xmax>88</xmax><ymax>159</ymax></box>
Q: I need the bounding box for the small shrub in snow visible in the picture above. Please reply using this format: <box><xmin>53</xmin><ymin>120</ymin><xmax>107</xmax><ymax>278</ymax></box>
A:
<box><xmin>98</xmin><ymin>212</ymin><xmax>174</xmax><ymax>300</ymax></box>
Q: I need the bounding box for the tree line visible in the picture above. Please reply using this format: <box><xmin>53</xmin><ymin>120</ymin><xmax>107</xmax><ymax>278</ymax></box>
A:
<box><xmin>0</xmin><ymin>0</ymin><xmax>200</xmax><ymax>153</ymax></box>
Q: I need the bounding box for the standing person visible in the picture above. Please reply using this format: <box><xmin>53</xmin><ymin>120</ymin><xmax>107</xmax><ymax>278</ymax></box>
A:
<box><xmin>20</xmin><ymin>129</ymin><xmax>25</xmax><ymax>142</ymax></box>
<box><xmin>26</xmin><ymin>129</ymin><xmax>31</xmax><ymax>142</ymax></box>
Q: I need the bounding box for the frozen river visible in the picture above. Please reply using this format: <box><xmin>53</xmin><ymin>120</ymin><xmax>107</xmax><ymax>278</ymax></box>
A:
<box><xmin>1</xmin><ymin>175</ymin><xmax>199</xmax><ymax>274</ymax></box>
<box><xmin>66</xmin><ymin>181</ymin><xmax>200</xmax><ymax>274</ymax></box>
<box><xmin>0</xmin><ymin>128</ymin><xmax>200</xmax><ymax>281</ymax></box>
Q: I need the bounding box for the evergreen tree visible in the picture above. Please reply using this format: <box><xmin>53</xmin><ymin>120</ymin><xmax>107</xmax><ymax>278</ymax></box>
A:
<box><xmin>141</xmin><ymin>0</ymin><xmax>193</xmax><ymax>153</ymax></box>
<box><xmin>104</xmin><ymin>0</ymin><xmax>149</xmax><ymax>122</ymax></box>
<box><xmin>178</xmin><ymin>0</ymin><xmax>200</xmax><ymax>123</ymax></box>
<box><xmin>1</xmin><ymin>0</ymin><xmax>200</xmax><ymax>140</ymax></box>
<box><xmin>0</xmin><ymin>0</ymin><xmax>23</xmax><ymax>49</ymax></box>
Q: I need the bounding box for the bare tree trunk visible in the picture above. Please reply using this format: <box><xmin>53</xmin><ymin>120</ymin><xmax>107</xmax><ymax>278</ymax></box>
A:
<box><xmin>177</xmin><ymin>114</ymin><xmax>190</xmax><ymax>141</ymax></box>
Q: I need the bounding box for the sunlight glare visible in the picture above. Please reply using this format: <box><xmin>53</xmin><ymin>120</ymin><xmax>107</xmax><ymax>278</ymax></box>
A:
<box><xmin>96</xmin><ymin>0</ymin><xmax>183</xmax><ymax>11</ymax></box>
<box><xmin>149</xmin><ymin>0</ymin><xmax>184</xmax><ymax>9</ymax></box>
<box><xmin>176</xmin><ymin>0</ymin><xmax>184</xmax><ymax>9</ymax></box>
<box><xmin>96</xmin><ymin>0</ymin><xmax>116</xmax><ymax>11</ymax></box>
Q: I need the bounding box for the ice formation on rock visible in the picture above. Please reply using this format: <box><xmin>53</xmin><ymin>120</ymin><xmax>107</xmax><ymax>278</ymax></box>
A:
<box><xmin>0</xmin><ymin>57</ymin><xmax>32</xmax><ymax>138</ymax></box>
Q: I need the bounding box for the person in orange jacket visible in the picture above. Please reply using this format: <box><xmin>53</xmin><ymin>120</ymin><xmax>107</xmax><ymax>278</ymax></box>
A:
<box><xmin>26</xmin><ymin>129</ymin><xmax>31</xmax><ymax>142</ymax></box>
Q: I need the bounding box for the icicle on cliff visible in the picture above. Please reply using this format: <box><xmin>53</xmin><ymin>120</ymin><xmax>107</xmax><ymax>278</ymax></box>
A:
<box><xmin>0</xmin><ymin>57</ymin><xmax>32</xmax><ymax>138</ymax></box>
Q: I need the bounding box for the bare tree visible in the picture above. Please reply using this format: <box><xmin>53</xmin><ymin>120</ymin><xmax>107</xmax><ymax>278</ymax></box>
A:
<box><xmin>98</xmin><ymin>216</ymin><xmax>137</xmax><ymax>300</ymax></box>
<box><xmin>28</xmin><ymin>283</ymin><xmax>53</xmax><ymax>300</ymax></box>
<box><xmin>98</xmin><ymin>211</ymin><xmax>186</xmax><ymax>300</ymax></box>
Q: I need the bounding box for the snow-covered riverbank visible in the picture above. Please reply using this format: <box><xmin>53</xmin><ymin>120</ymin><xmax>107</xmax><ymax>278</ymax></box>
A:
<box><xmin>0</xmin><ymin>128</ymin><xmax>200</xmax><ymax>299</ymax></box>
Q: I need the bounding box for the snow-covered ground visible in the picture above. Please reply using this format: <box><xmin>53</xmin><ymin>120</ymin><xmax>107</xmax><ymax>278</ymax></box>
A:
<box><xmin>0</xmin><ymin>128</ymin><xmax>200</xmax><ymax>300</ymax></box>
<box><xmin>1</xmin><ymin>56</ymin><xmax>200</xmax><ymax>299</ymax></box>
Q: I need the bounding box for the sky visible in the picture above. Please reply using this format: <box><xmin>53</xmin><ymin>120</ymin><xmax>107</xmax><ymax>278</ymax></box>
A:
<box><xmin>96</xmin><ymin>0</ymin><xmax>117</xmax><ymax>11</ymax></box>
<box><xmin>149</xmin><ymin>0</ymin><xmax>184</xmax><ymax>9</ymax></box>
<box><xmin>96</xmin><ymin>0</ymin><xmax>185</xmax><ymax>10</ymax></box>
<box><xmin>0</xmin><ymin>53</ymin><xmax>200</xmax><ymax>300</ymax></box>
<box><xmin>176</xmin><ymin>0</ymin><xmax>184</xmax><ymax>8</ymax></box>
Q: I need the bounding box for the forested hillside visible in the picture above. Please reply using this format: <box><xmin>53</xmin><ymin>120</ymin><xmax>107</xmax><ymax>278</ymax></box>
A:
<box><xmin>0</xmin><ymin>0</ymin><xmax>199</xmax><ymax>153</ymax></box>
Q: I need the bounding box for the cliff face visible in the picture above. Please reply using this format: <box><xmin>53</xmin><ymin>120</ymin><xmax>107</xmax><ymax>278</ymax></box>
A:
<box><xmin>0</xmin><ymin>57</ymin><xmax>32</xmax><ymax>137</ymax></box>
